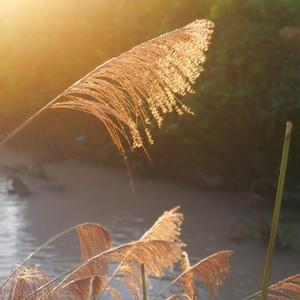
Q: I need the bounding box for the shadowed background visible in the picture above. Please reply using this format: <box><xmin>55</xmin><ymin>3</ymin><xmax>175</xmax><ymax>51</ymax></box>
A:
<box><xmin>1</xmin><ymin>0</ymin><xmax>300</xmax><ymax>194</ymax></box>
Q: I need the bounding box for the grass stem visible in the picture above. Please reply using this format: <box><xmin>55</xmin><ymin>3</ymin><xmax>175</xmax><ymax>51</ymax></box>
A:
<box><xmin>141</xmin><ymin>263</ymin><xmax>148</xmax><ymax>300</ymax></box>
<box><xmin>260</xmin><ymin>121</ymin><xmax>293</xmax><ymax>300</ymax></box>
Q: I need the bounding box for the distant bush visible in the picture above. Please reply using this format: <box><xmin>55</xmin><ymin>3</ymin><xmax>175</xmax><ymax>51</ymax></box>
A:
<box><xmin>139</xmin><ymin>0</ymin><xmax>300</xmax><ymax>189</ymax></box>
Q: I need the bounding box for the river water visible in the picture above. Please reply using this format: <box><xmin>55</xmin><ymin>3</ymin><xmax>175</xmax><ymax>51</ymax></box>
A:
<box><xmin>0</xmin><ymin>147</ymin><xmax>299</xmax><ymax>299</ymax></box>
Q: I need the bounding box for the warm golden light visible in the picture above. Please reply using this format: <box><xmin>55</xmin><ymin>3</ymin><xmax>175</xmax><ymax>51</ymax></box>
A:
<box><xmin>1</xmin><ymin>1</ymin><xmax>21</xmax><ymax>12</ymax></box>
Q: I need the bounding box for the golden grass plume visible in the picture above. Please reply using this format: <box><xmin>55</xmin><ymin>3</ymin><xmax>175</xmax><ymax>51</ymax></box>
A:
<box><xmin>164</xmin><ymin>250</ymin><xmax>233</xmax><ymax>300</ymax></box>
<box><xmin>0</xmin><ymin>266</ymin><xmax>57</xmax><ymax>300</ymax></box>
<box><xmin>65</xmin><ymin>223</ymin><xmax>112</xmax><ymax>299</ymax></box>
<box><xmin>101</xmin><ymin>206</ymin><xmax>184</xmax><ymax>299</ymax></box>
<box><xmin>259</xmin><ymin>273</ymin><xmax>300</xmax><ymax>300</ymax></box>
<box><xmin>2</xmin><ymin>208</ymin><xmax>236</xmax><ymax>300</ymax></box>
<box><xmin>177</xmin><ymin>252</ymin><xmax>197</xmax><ymax>300</ymax></box>
<box><xmin>0</xmin><ymin>223</ymin><xmax>112</xmax><ymax>300</ymax></box>
<box><xmin>58</xmin><ymin>207</ymin><xmax>184</xmax><ymax>299</ymax></box>
<box><xmin>54</xmin><ymin>240</ymin><xmax>183</xmax><ymax>299</ymax></box>
<box><xmin>140</xmin><ymin>206</ymin><xmax>183</xmax><ymax>243</ymax></box>
<box><xmin>0</xmin><ymin>18</ymin><xmax>214</xmax><ymax>162</ymax></box>
<box><xmin>50</xmin><ymin>19</ymin><xmax>214</xmax><ymax>154</ymax></box>
<box><xmin>76</xmin><ymin>223</ymin><xmax>112</xmax><ymax>261</ymax></box>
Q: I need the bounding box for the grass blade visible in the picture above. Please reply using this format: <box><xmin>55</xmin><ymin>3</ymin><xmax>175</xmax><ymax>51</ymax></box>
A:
<box><xmin>260</xmin><ymin>121</ymin><xmax>293</xmax><ymax>300</ymax></box>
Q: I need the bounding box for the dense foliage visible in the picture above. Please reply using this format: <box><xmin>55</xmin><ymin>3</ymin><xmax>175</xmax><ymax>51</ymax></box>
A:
<box><xmin>1</xmin><ymin>0</ymin><xmax>300</xmax><ymax>188</ymax></box>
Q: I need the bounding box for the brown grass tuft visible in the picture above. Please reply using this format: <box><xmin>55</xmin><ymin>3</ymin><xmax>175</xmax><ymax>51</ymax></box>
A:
<box><xmin>165</xmin><ymin>250</ymin><xmax>233</xmax><ymax>300</ymax></box>
<box><xmin>6</xmin><ymin>209</ymin><xmax>236</xmax><ymax>300</ymax></box>
<box><xmin>76</xmin><ymin>223</ymin><xmax>112</xmax><ymax>261</ymax></box>
<box><xmin>0</xmin><ymin>266</ymin><xmax>57</xmax><ymax>300</ymax></box>
<box><xmin>64</xmin><ymin>223</ymin><xmax>112</xmax><ymax>299</ymax></box>
<box><xmin>178</xmin><ymin>252</ymin><xmax>197</xmax><ymax>300</ymax></box>
<box><xmin>141</xmin><ymin>206</ymin><xmax>183</xmax><ymax>243</ymax></box>
<box><xmin>261</xmin><ymin>273</ymin><xmax>300</xmax><ymax>300</ymax></box>
<box><xmin>103</xmin><ymin>206</ymin><xmax>184</xmax><ymax>298</ymax></box>
<box><xmin>114</xmin><ymin>240</ymin><xmax>183</xmax><ymax>299</ymax></box>
<box><xmin>54</xmin><ymin>240</ymin><xmax>183</xmax><ymax>299</ymax></box>
<box><xmin>50</xmin><ymin>20</ymin><xmax>214</xmax><ymax>154</ymax></box>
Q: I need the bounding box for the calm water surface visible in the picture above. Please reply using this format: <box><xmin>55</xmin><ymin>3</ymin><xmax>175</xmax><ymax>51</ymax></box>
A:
<box><xmin>0</xmin><ymin>155</ymin><xmax>299</xmax><ymax>299</ymax></box>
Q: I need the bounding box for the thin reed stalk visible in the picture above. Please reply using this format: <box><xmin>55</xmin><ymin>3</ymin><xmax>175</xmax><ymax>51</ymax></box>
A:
<box><xmin>260</xmin><ymin>121</ymin><xmax>293</xmax><ymax>300</ymax></box>
<box><xmin>141</xmin><ymin>264</ymin><xmax>148</xmax><ymax>300</ymax></box>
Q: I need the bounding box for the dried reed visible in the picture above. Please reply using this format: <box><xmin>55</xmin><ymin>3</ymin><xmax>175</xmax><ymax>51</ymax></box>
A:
<box><xmin>153</xmin><ymin>250</ymin><xmax>233</xmax><ymax>300</ymax></box>
<box><xmin>244</xmin><ymin>274</ymin><xmax>300</xmax><ymax>300</ymax></box>
<box><xmin>99</xmin><ymin>206</ymin><xmax>184</xmax><ymax>299</ymax></box>
<box><xmin>266</xmin><ymin>274</ymin><xmax>300</xmax><ymax>300</ymax></box>
<box><xmin>0</xmin><ymin>266</ymin><xmax>58</xmax><ymax>300</ymax></box>
<box><xmin>0</xmin><ymin>20</ymin><xmax>214</xmax><ymax>158</ymax></box>
<box><xmin>0</xmin><ymin>224</ymin><xmax>110</xmax><ymax>293</ymax></box>
<box><xmin>140</xmin><ymin>206</ymin><xmax>183</xmax><ymax>243</ymax></box>
<box><xmin>51</xmin><ymin>240</ymin><xmax>182</xmax><ymax>297</ymax></box>
<box><xmin>22</xmin><ymin>208</ymin><xmax>186</xmax><ymax>300</ymax></box>
<box><xmin>66</xmin><ymin>223</ymin><xmax>112</xmax><ymax>299</ymax></box>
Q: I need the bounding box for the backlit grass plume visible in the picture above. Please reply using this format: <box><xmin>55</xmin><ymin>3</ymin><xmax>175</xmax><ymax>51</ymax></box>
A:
<box><xmin>0</xmin><ymin>20</ymin><xmax>214</xmax><ymax>156</ymax></box>
<box><xmin>176</xmin><ymin>252</ymin><xmax>197</xmax><ymax>300</ymax></box>
<box><xmin>66</xmin><ymin>223</ymin><xmax>112</xmax><ymax>299</ymax></box>
<box><xmin>52</xmin><ymin>240</ymin><xmax>183</xmax><ymax>299</ymax></box>
<box><xmin>0</xmin><ymin>266</ymin><xmax>57</xmax><ymax>300</ymax></box>
<box><xmin>177</xmin><ymin>251</ymin><xmax>232</xmax><ymax>299</ymax></box>
<box><xmin>0</xmin><ymin>223</ymin><xmax>112</xmax><ymax>296</ymax></box>
<box><xmin>109</xmin><ymin>206</ymin><xmax>184</xmax><ymax>299</ymax></box>
<box><xmin>244</xmin><ymin>274</ymin><xmax>300</xmax><ymax>300</ymax></box>
<box><xmin>154</xmin><ymin>250</ymin><xmax>233</xmax><ymax>300</ymax></box>
<box><xmin>0</xmin><ymin>207</ymin><xmax>234</xmax><ymax>300</ymax></box>
<box><xmin>66</xmin><ymin>207</ymin><xmax>184</xmax><ymax>299</ymax></box>
<box><xmin>264</xmin><ymin>274</ymin><xmax>300</xmax><ymax>300</ymax></box>
<box><xmin>140</xmin><ymin>206</ymin><xmax>183</xmax><ymax>243</ymax></box>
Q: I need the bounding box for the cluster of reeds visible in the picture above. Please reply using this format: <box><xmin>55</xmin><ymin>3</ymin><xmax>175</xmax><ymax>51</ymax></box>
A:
<box><xmin>0</xmin><ymin>206</ymin><xmax>299</xmax><ymax>300</ymax></box>
<box><xmin>0</xmin><ymin>207</ymin><xmax>237</xmax><ymax>300</ymax></box>
<box><xmin>0</xmin><ymin>207</ymin><xmax>232</xmax><ymax>299</ymax></box>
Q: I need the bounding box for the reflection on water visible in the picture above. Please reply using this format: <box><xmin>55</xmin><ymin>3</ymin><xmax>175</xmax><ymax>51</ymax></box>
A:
<box><xmin>0</xmin><ymin>176</ymin><xmax>172</xmax><ymax>299</ymax></box>
<box><xmin>0</xmin><ymin>177</ymin><xmax>33</xmax><ymax>276</ymax></box>
<box><xmin>0</xmin><ymin>177</ymin><xmax>77</xmax><ymax>280</ymax></box>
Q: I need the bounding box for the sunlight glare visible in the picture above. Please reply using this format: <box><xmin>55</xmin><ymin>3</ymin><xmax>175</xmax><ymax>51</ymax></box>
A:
<box><xmin>0</xmin><ymin>0</ymin><xmax>24</xmax><ymax>14</ymax></box>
